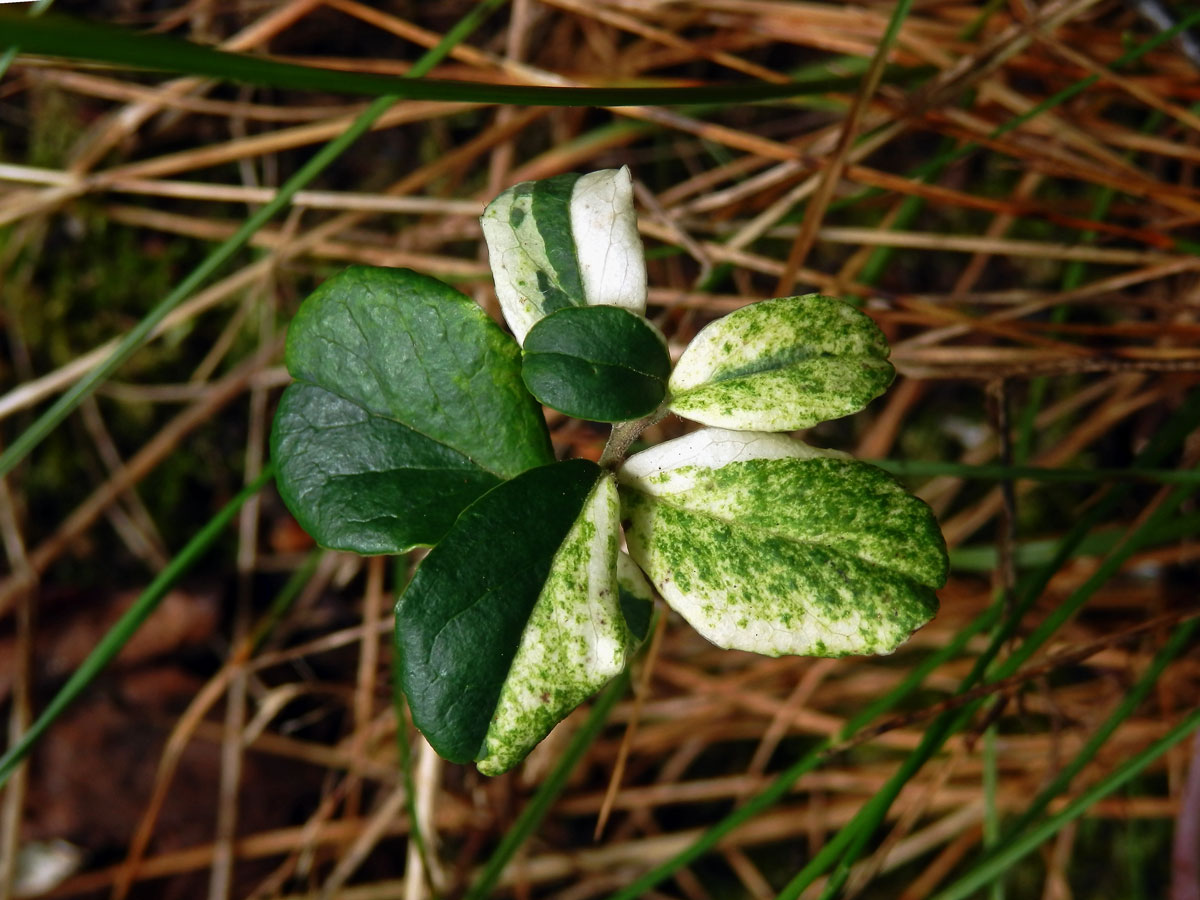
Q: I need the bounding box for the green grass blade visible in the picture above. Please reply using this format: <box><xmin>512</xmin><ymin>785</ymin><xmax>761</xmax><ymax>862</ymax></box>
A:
<box><xmin>796</xmin><ymin>490</ymin><xmax>1200</xmax><ymax>898</ymax></box>
<box><xmin>776</xmin><ymin>389</ymin><xmax>1200</xmax><ymax>897</ymax></box>
<box><xmin>465</xmin><ymin>667</ymin><xmax>632</xmax><ymax>900</ymax></box>
<box><xmin>0</xmin><ymin>466</ymin><xmax>274</xmax><ymax>788</ymax></box>
<box><xmin>251</xmin><ymin>549</ymin><xmax>323</xmax><ymax>651</ymax></box>
<box><xmin>931</xmin><ymin>699</ymin><xmax>1200</xmax><ymax>900</ymax></box>
<box><xmin>0</xmin><ymin>100</ymin><xmax>392</xmax><ymax>478</ymax></box>
<box><xmin>983</xmin><ymin>722</ymin><xmax>1003</xmax><ymax>900</ymax></box>
<box><xmin>1013</xmin><ymin>107</ymin><xmax>1165</xmax><ymax>465</ymax></box>
<box><xmin>0</xmin><ymin>0</ymin><xmax>510</xmax><ymax>789</ymax></box>
<box><xmin>0</xmin><ymin>0</ymin><xmax>55</xmax><ymax>82</ymax></box>
<box><xmin>797</xmin><ymin>487</ymin><xmax>1198</xmax><ymax>898</ymax></box>
<box><xmin>0</xmin><ymin>0</ymin><xmax>507</xmax><ymax>479</ymax></box>
<box><xmin>604</xmin><ymin>601</ymin><xmax>1005</xmax><ymax>900</ymax></box>
<box><xmin>826</xmin><ymin>10</ymin><xmax>1200</xmax><ymax>240</ymax></box>
<box><xmin>981</xmin><ymin>617</ymin><xmax>1198</xmax><ymax>864</ymax></box>
<box><xmin>873</xmin><ymin>459</ymin><xmax>1200</xmax><ymax>486</ymax></box>
<box><xmin>0</xmin><ymin>11</ymin><xmax>921</xmax><ymax>106</ymax></box>
<box><xmin>949</xmin><ymin>511</ymin><xmax>1200</xmax><ymax>571</ymax></box>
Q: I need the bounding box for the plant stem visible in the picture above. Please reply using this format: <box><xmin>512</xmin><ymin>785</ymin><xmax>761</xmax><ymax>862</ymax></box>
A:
<box><xmin>599</xmin><ymin>403</ymin><xmax>669</xmax><ymax>468</ymax></box>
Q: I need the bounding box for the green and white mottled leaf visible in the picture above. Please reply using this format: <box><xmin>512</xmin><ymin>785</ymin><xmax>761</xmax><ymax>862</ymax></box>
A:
<box><xmin>272</xmin><ymin>265</ymin><xmax>552</xmax><ymax>553</ymax></box>
<box><xmin>618</xmin><ymin>428</ymin><xmax>945</xmax><ymax>657</ymax></box>
<box><xmin>668</xmin><ymin>294</ymin><xmax>894</xmax><ymax>431</ymax></box>
<box><xmin>521</xmin><ymin>305</ymin><xmax>670</xmax><ymax>422</ymax></box>
<box><xmin>395</xmin><ymin>460</ymin><xmax>630</xmax><ymax>774</ymax></box>
<box><xmin>481</xmin><ymin>167</ymin><xmax>646</xmax><ymax>344</ymax></box>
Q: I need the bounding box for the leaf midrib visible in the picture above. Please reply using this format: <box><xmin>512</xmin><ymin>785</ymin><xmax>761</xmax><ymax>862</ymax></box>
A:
<box><xmin>696</xmin><ymin>347</ymin><xmax>888</xmax><ymax>387</ymax></box>
<box><xmin>527</xmin><ymin>349</ymin><xmax>667</xmax><ymax>381</ymax></box>
<box><xmin>295</xmin><ymin>376</ymin><xmax>510</xmax><ymax>479</ymax></box>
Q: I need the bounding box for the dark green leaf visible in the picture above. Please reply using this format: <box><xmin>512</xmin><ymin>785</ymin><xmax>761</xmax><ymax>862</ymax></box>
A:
<box><xmin>271</xmin><ymin>384</ymin><xmax>501</xmax><ymax>553</ymax></box>
<box><xmin>396</xmin><ymin>459</ymin><xmax>632</xmax><ymax>772</ymax></box>
<box><xmin>522</xmin><ymin>306</ymin><xmax>670</xmax><ymax>422</ymax></box>
<box><xmin>273</xmin><ymin>265</ymin><xmax>552</xmax><ymax>553</ymax></box>
<box><xmin>617</xmin><ymin>552</ymin><xmax>654</xmax><ymax>643</ymax></box>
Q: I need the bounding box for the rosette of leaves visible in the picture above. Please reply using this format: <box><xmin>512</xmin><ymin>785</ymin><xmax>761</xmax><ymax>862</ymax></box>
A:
<box><xmin>270</xmin><ymin>168</ymin><xmax>947</xmax><ymax>775</ymax></box>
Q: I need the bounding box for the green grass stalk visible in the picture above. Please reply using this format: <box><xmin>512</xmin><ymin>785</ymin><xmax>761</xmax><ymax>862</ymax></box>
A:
<box><xmin>0</xmin><ymin>0</ymin><xmax>508</xmax><ymax>479</ymax></box>
<box><xmin>465</xmin><ymin>668</ymin><xmax>633</xmax><ymax>900</ymax></box>
<box><xmin>776</xmin><ymin>388</ymin><xmax>1200</xmax><ymax>897</ymax></box>
<box><xmin>931</xmin><ymin>699</ymin><xmax>1200</xmax><ymax>900</ymax></box>
<box><xmin>0</xmin><ymin>467</ymin><xmax>274</xmax><ymax>788</ymax></box>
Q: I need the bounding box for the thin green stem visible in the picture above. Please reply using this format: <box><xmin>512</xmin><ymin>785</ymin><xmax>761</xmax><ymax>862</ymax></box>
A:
<box><xmin>0</xmin><ymin>0</ymin><xmax>507</xmax><ymax>479</ymax></box>
<box><xmin>983</xmin><ymin>713</ymin><xmax>1003</xmax><ymax>900</ymax></box>
<box><xmin>1013</xmin><ymin>108</ymin><xmax>1165</xmax><ymax>465</ymax></box>
<box><xmin>931</xmin><ymin>699</ymin><xmax>1200</xmax><ymax>900</ymax></box>
<box><xmin>604</xmin><ymin>600</ymin><xmax>1004</xmax><ymax>900</ymax></box>
<box><xmin>826</xmin><ymin>9</ymin><xmax>1200</xmax><ymax>237</ymax></box>
<box><xmin>978</xmin><ymin>617</ymin><xmax>1198</xmax><ymax>867</ymax></box>
<box><xmin>0</xmin><ymin>0</ymin><xmax>508</xmax><ymax>791</ymax></box>
<box><xmin>465</xmin><ymin>667</ymin><xmax>632</xmax><ymax>900</ymax></box>
<box><xmin>871</xmin><ymin>459</ymin><xmax>1200</xmax><ymax>486</ymax></box>
<box><xmin>0</xmin><ymin>466</ymin><xmax>274</xmax><ymax>788</ymax></box>
<box><xmin>777</xmin><ymin>389</ymin><xmax>1200</xmax><ymax>898</ymax></box>
<box><xmin>0</xmin><ymin>97</ymin><xmax>394</xmax><ymax>477</ymax></box>
<box><xmin>949</xmin><ymin>510</ymin><xmax>1200</xmax><ymax>571</ymax></box>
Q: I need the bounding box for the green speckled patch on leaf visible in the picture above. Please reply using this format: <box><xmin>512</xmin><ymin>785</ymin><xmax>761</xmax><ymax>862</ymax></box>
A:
<box><xmin>667</xmin><ymin>294</ymin><xmax>894</xmax><ymax>431</ymax></box>
<box><xmin>618</xmin><ymin>429</ymin><xmax>945</xmax><ymax>657</ymax></box>
<box><xmin>478</xmin><ymin>474</ymin><xmax>628</xmax><ymax>775</ymax></box>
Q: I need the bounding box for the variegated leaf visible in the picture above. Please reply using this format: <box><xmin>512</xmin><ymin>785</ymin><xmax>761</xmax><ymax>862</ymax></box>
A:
<box><xmin>668</xmin><ymin>295</ymin><xmax>894</xmax><ymax>431</ymax></box>
<box><xmin>618</xmin><ymin>428</ymin><xmax>945</xmax><ymax>657</ymax></box>
<box><xmin>481</xmin><ymin>167</ymin><xmax>647</xmax><ymax>343</ymax></box>
<box><xmin>395</xmin><ymin>460</ymin><xmax>630</xmax><ymax>775</ymax></box>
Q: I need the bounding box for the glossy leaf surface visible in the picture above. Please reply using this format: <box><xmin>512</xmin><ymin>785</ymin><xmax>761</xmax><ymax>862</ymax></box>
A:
<box><xmin>619</xmin><ymin>429</ymin><xmax>945</xmax><ymax>657</ymax></box>
<box><xmin>272</xmin><ymin>266</ymin><xmax>552</xmax><ymax>553</ymax></box>
<box><xmin>617</xmin><ymin>551</ymin><xmax>654</xmax><ymax>644</ymax></box>
<box><xmin>668</xmin><ymin>295</ymin><xmax>894</xmax><ymax>430</ymax></box>
<box><xmin>522</xmin><ymin>305</ymin><xmax>670</xmax><ymax>422</ymax></box>
<box><xmin>395</xmin><ymin>460</ymin><xmax>630</xmax><ymax>773</ymax></box>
